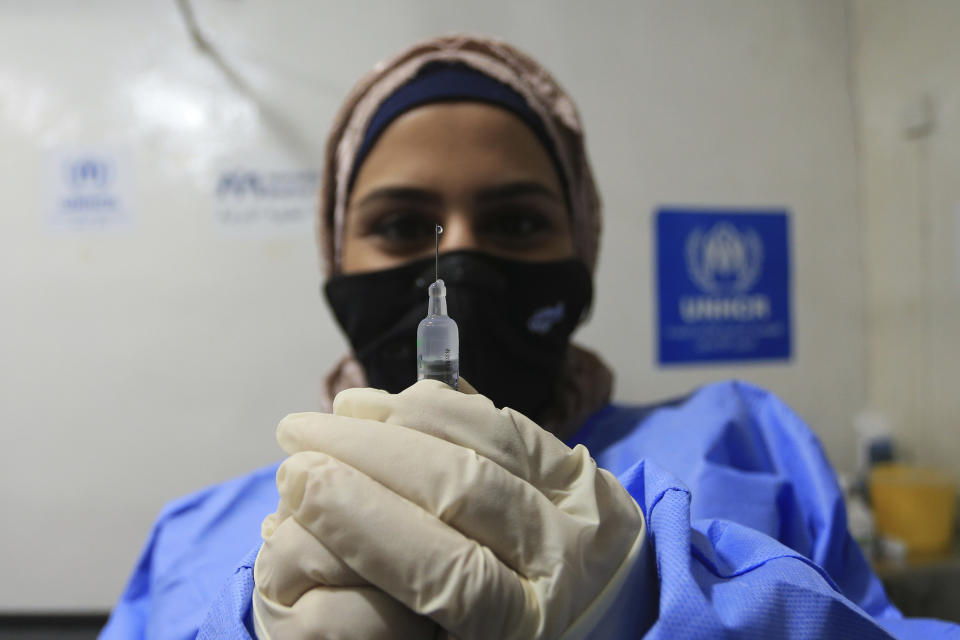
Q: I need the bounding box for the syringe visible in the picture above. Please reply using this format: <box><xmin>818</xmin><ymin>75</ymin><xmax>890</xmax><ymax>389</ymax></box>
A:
<box><xmin>416</xmin><ymin>225</ymin><xmax>459</xmax><ymax>389</ymax></box>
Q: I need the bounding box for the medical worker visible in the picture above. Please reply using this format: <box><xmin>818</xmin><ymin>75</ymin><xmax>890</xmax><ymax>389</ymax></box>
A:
<box><xmin>101</xmin><ymin>35</ymin><xmax>960</xmax><ymax>639</ymax></box>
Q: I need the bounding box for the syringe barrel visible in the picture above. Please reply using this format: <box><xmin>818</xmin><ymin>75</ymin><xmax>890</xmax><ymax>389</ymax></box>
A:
<box><xmin>417</xmin><ymin>280</ymin><xmax>459</xmax><ymax>389</ymax></box>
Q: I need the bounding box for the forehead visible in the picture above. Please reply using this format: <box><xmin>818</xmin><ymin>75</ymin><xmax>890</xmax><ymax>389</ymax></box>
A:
<box><xmin>350</xmin><ymin>102</ymin><xmax>562</xmax><ymax>193</ymax></box>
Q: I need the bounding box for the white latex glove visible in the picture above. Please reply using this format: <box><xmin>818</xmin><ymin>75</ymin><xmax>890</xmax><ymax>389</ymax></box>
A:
<box><xmin>253</xmin><ymin>379</ymin><xmax>651</xmax><ymax>639</ymax></box>
<box><xmin>252</xmin><ymin>508</ymin><xmax>439</xmax><ymax>639</ymax></box>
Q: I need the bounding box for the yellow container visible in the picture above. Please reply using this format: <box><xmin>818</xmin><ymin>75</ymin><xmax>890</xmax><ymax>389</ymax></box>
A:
<box><xmin>869</xmin><ymin>464</ymin><xmax>958</xmax><ymax>554</ymax></box>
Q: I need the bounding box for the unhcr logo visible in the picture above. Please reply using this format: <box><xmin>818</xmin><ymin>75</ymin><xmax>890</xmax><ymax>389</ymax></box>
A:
<box><xmin>685</xmin><ymin>222</ymin><xmax>762</xmax><ymax>294</ymax></box>
<box><xmin>66</xmin><ymin>157</ymin><xmax>112</xmax><ymax>190</ymax></box>
<box><xmin>49</xmin><ymin>148</ymin><xmax>131</xmax><ymax>231</ymax></box>
<box><xmin>680</xmin><ymin>222</ymin><xmax>770</xmax><ymax>322</ymax></box>
<box><xmin>58</xmin><ymin>155</ymin><xmax>120</xmax><ymax>214</ymax></box>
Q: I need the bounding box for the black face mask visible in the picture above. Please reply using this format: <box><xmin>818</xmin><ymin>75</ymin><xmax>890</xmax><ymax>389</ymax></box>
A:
<box><xmin>324</xmin><ymin>251</ymin><xmax>593</xmax><ymax>421</ymax></box>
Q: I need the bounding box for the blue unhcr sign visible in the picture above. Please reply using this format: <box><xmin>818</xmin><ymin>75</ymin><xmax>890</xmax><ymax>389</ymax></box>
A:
<box><xmin>656</xmin><ymin>208</ymin><xmax>791</xmax><ymax>364</ymax></box>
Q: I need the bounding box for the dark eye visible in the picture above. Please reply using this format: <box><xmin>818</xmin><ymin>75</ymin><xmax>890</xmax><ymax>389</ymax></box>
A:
<box><xmin>480</xmin><ymin>211</ymin><xmax>552</xmax><ymax>237</ymax></box>
<box><xmin>370</xmin><ymin>212</ymin><xmax>437</xmax><ymax>242</ymax></box>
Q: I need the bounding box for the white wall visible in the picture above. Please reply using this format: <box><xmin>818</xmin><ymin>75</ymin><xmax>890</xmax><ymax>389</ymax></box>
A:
<box><xmin>0</xmin><ymin>0</ymin><xmax>866</xmax><ymax>610</ymax></box>
<box><xmin>851</xmin><ymin>0</ymin><xmax>960</xmax><ymax>483</ymax></box>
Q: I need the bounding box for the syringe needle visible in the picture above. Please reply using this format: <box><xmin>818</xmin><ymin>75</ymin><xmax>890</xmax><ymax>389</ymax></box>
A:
<box><xmin>435</xmin><ymin>224</ymin><xmax>443</xmax><ymax>282</ymax></box>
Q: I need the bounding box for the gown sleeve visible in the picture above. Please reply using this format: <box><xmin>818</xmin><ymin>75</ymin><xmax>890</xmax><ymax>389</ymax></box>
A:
<box><xmin>573</xmin><ymin>381</ymin><xmax>960</xmax><ymax>638</ymax></box>
<box><xmin>99</xmin><ymin>465</ymin><xmax>278</xmax><ymax>640</ymax></box>
<box><xmin>98</xmin><ymin>515</ymin><xmax>161</xmax><ymax>638</ymax></box>
<box><xmin>195</xmin><ymin>546</ymin><xmax>259</xmax><ymax>639</ymax></box>
<box><xmin>100</xmin><ymin>523</ymin><xmax>260</xmax><ymax>640</ymax></box>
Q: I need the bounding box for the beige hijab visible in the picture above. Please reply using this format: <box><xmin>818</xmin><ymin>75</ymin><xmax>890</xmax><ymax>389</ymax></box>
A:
<box><xmin>318</xmin><ymin>34</ymin><xmax>613</xmax><ymax>440</ymax></box>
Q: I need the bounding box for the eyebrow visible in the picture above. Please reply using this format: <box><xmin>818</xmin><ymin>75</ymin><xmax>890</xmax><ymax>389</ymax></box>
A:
<box><xmin>474</xmin><ymin>181</ymin><xmax>562</xmax><ymax>205</ymax></box>
<box><xmin>353</xmin><ymin>181</ymin><xmax>562</xmax><ymax>209</ymax></box>
<box><xmin>353</xmin><ymin>187</ymin><xmax>442</xmax><ymax>209</ymax></box>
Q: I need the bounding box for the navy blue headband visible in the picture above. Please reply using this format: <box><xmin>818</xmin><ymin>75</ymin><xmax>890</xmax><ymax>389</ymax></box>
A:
<box><xmin>348</xmin><ymin>63</ymin><xmax>564</xmax><ymax>193</ymax></box>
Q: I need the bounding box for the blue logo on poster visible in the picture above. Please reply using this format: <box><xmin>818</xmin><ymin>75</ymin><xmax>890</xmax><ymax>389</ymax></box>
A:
<box><xmin>656</xmin><ymin>208</ymin><xmax>791</xmax><ymax>364</ymax></box>
<box><xmin>67</xmin><ymin>157</ymin><xmax>112</xmax><ymax>189</ymax></box>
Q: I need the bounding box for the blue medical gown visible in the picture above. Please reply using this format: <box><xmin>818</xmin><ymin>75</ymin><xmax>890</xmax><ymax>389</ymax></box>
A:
<box><xmin>100</xmin><ymin>381</ymin><xmax>960</xmax><ymax>639</ymax></box>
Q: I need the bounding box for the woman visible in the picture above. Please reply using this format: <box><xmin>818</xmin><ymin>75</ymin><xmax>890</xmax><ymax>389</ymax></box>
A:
<box><xmin>101</xmin><ymin>35</ymin><xmax>957</xmax><ymax>639</ymax></box>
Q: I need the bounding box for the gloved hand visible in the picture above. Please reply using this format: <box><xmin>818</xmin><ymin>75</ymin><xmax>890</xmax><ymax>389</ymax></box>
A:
<box><xmin>252</xmin><ymin>508</ymin><xmax>439</xmax><ymax>639</ymax></box>
<box><xmin>253</xmin><ymin>379</ymin><xmax>652</xmax><ymax>639</ymax></box>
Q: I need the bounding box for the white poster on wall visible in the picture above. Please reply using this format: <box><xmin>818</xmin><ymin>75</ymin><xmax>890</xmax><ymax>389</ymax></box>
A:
<box><xmin>213</xmin><ymin>163</ymin><xmax>319</xmax><ymax>235</ymax></box>
<box><xmin>48</xmin><ymin>147</ymin><xmax>135</xmax><ymax>231</ymax></box>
